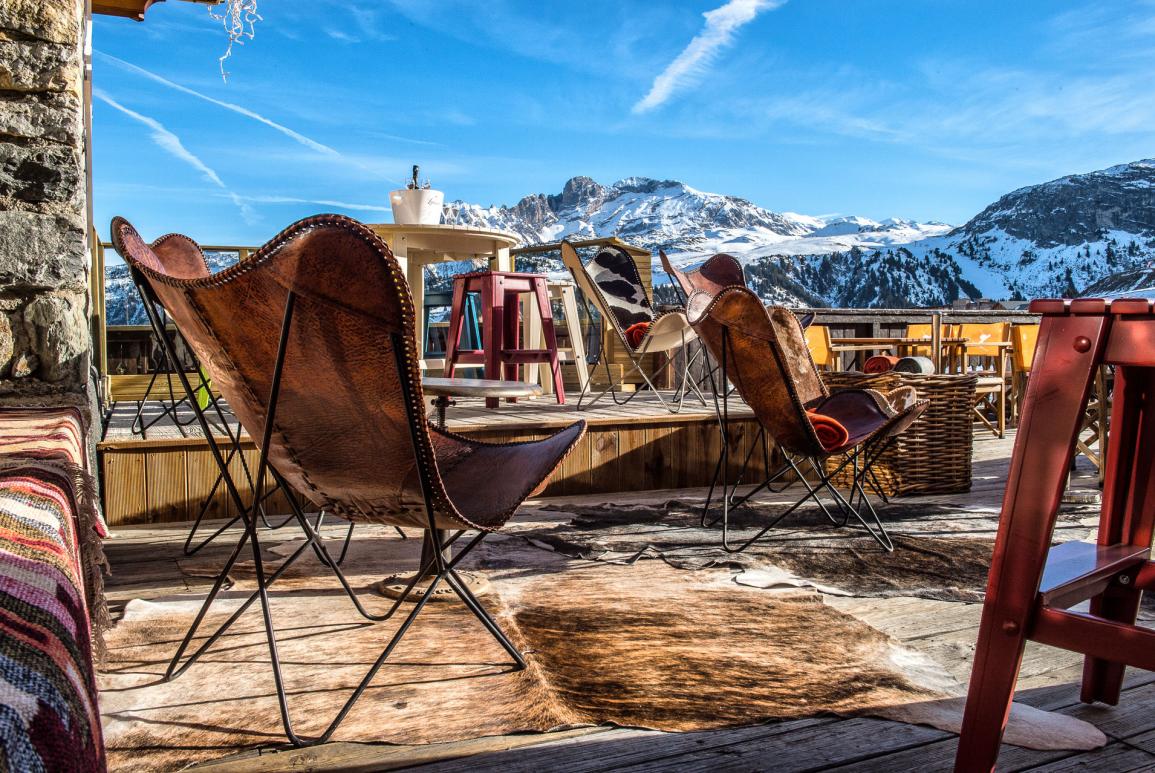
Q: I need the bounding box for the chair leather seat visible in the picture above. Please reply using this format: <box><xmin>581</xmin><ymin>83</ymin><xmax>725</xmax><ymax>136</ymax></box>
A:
<box><xmin>812</xmin><ymin>388</ymin><xmax>927</xmax><ymax>454</ymax></box>
<box><xmin>431</xmin><ymin>421</ymin><xmax>584</xmax><ymax>529</ymax></box>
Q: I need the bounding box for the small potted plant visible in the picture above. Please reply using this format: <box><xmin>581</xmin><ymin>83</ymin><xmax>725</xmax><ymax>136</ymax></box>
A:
<box><xmin>390</xmin><ymin>165</ymin><xmax>445</xmax><ymax>225</ymax></box>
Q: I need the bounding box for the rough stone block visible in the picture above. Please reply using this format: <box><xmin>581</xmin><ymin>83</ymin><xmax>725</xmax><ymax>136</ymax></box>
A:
<box><xmin>0</xmin><ymin>141</ymin><xmax>81</xmax><ymax>207</ymax></box>
<box><xmin>0</xmin><ymin>91</ymin><xmax>82</xmax><ymax>144</ymax></box>
<box><xmin>0</xmin><ymin>0</ymin><xmax>81</xmax><ymax>46</ymax></box>
<box><xmin>0</xmin><ymin>38</ymin><xmax>79</xmax><ymax>93</ymax></box>
<box><xmin>23</xmin><ymin>290</ymin><xmax>87</xmax><ymax>384</ymax></box>
<box><xmin>0</xmin><ymin>210</ymin><xmax>86</xmax><ymax>290</ymax></box>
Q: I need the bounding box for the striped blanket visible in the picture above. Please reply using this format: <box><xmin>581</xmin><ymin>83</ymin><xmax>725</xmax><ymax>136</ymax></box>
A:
<box><xmin>0</xmin><ymin>407</ymin><xmax>106</xmax><ymax>772</ymax></box>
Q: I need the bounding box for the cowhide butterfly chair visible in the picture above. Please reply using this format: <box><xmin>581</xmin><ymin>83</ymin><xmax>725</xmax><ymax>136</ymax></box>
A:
<box><xmin>123</xmin><ymin>231</ymin><xmax>354</xmax><ymax>560</ymax></box>
<box><xmin>112</xmin><ymin>214</ymin><xmax>586</xmax><ymax>746</ymax></box>
<box><xmin>561</xmin><ymin>241</ymin><xmax>704</xmax><ymax>413</ymax></box>
<box><xmin>686</xmin><ymin>285</ymin><xmax>928</xmax><ymax>552</ymax></box>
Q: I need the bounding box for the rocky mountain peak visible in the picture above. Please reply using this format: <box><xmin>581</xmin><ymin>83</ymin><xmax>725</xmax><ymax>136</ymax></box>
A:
<box><xmin>551</xmin><ymin>176</ymin><xmax>608</xmax><ymax>212</ymax></box>
<box><xmin>951</xmin><ymin>159</ymin><xmax>1155</xmax><ymax>248</ymax></box>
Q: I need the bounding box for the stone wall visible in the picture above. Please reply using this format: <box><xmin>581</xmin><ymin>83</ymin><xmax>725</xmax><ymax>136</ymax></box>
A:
<box><xmin>0</xmin><ymin>0</ymin><xmax>90</xmax><ymax>396</ymax></box>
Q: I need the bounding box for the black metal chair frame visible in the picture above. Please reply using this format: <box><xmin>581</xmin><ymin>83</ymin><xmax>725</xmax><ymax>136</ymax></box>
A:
<box><xmin>702</xmin><ymin>325</ymin><xmax>897</xmax><ymax>552</ymax></box>
<box><xmin>128</xmin><ymin>308</ymin><xmax>210</xmax><ymax>436</ymax></box>
<box><xmin>162</xmin><ymin>290</ymin><xmax>525</xmax><ymax>747</ymax></box>
<box><xmin>130</xmin><ymin>269</ymin><xmax>361</xmax><ymax>561</ymax></box>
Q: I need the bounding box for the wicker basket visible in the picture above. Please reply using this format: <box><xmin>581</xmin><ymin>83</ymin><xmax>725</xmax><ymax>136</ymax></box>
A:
<box><xmin>821</xmin><ymin>371</ymin><xmax>977</xmax><ymax>495</ymax></box>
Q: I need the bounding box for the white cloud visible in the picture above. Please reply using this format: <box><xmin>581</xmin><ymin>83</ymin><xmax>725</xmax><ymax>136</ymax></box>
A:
<box><xmin>633</xmin><ymin>0</ymin><xmax>784</xmax><ymax>114</ymax></box>
<box><xmin>324</xmin><ymin>28</ymin><xmax>360</xmax><ymax>43</ymax></box>
<box><xmin>236</xmin><ymin>194</ymin><xmax>391</xmax><ymax>213</ymax></box>
<box><xmin>96</xmin><ymin>51</ymin><xmax>341</xmax><ymax>158</ymax></box>
<box><xmin>95</xmin><ymin>89</ymin><xmax>258</xmax><ymax>223</ymax></box>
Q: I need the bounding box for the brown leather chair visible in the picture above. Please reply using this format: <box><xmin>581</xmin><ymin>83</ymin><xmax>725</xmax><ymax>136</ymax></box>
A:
<box><xmin>112</xmin><ymin>214</ymin><xmax>586</xmax><ymax>746</ymax></box>
<box><xmin>123</xmin><ymin>231</ymin><xmax>339</xmax><ymax>559</ymax></box>
<box><xmin>685</xmin><ymin>285</ymin><xmax>927</xmax><ymax>552</ymax></box>
<box><xmin>658</xmin><ymin>249</ymin><xmax>746</xmax><ymax>301</ymax></box>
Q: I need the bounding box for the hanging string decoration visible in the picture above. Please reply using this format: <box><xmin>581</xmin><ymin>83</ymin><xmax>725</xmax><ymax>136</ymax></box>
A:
<box><xmin>210</xmin><ymin>0</ymin><xmax>262</xmax><ymax>81</ymax></box>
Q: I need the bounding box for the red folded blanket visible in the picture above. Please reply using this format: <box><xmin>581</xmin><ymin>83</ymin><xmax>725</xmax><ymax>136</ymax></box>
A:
<box><xmin>625</xmin><ymin>321</ymin><xmax>650</xmax><ymax>349</ymax></box>
<box><xmin>864</xmin><ymin>354</ymin><xmax>900</xmax><ymax>374</ymax></box>
<box><xmin>807</xmin><ymin>410</ymin><xmax>849</xmax><ymax>451</ymax></box>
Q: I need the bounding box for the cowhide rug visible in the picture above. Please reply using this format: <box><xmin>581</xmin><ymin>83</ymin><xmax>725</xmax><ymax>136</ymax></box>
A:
<box><xmin>100</xmin><ymin>532</ymin><xmax>1103</xmax><ymax>772</ymax></box>
<box><xmin>519</xmin><ymin>497</ymin><xmax>1099</xmax><ymax>602</ymax></box>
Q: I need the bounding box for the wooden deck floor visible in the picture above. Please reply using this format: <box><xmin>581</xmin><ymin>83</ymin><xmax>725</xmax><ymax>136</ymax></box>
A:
<box><xmin>100</xmin><ymin>431</ymin><xmax>1154</xmax><ymax>772</ymax></box>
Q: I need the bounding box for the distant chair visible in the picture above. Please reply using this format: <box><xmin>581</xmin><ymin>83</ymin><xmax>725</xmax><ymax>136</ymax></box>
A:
<box><xmin>958</xmin><ymin>322</ymin><xmax>1012</xmax><ymax>438</ymax></box>
<box><xmin>686</xmin><ymin>285</ymin><xmax>928</xmax><ymax>552</ymax></box>
<box><xmin>804</xmin><ymin>323</ymin><xmax>839</xmax><ymax>370</ymax></box>
<box><xmin>659</xmin><ymin>250</ymin><xmax>746</xmax><ymax>302</ymax></box>
<box><xmin>114</xmin><ymin>214</ymin><xmax>585</xmax><ymax>746</ymax></box>
<box><xmin>904</xmin><ymin>322</ymin><xmax>934</xmax><ymax>358</ymax></box>
<box><xmin>562</xmin><ymin>241</ymin><xmax>702</xmax><ymax>413</ymax></box>
<box><xmin>1010</xmin><ymin>323</ymin><xmax>1039</xmax><ymax>424</ymax></box>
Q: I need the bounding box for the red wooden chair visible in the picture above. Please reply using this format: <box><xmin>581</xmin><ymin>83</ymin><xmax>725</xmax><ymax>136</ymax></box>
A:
<box><xmin>957</xmin><ymin>298</ymin><xmax>1155</xmax><ymax>771</ymax></box>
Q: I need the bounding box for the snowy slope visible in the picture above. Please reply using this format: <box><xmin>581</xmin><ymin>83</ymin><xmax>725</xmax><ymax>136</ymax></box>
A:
<box><xmin>102</xmin><ymin>161</ymin><xmax>1155</xmax><ymax>320</ymax></box>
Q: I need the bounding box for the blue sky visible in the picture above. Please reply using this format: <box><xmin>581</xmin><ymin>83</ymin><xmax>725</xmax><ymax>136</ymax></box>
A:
<box><xmin>93</xmin><ymin>0</ymin><xmax>1155</xmax><ymax>251</ymax></box>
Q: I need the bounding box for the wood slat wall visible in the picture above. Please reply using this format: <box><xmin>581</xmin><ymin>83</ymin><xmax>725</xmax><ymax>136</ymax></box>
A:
<box><xmin>99</xmin><ymin>415</ymin><xmax>763</xmax><ymax>527</ymax></box>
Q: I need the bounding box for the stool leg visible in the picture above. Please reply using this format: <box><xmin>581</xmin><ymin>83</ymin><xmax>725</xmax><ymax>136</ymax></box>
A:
<box><xmin>444</xmin><ymin>279</ymin><xmax>467</xmax><ymax>378</ymax></box>
<box><xmin>957</xmin><ymin>313</ymin><xmax>1109</xmax><ymax>772</ymax></box>
<box><xmin>1082</xmin><ymin>367</ymin><xmax>1155</xmax><ymax>704</ymax></box>
<box><xmin>502</xmin><ymin>287</ymin><xmax>521</xmax><ymax>399</ymax></box>
<box><xmin>482</xmin><ymin>275</ymin><xmax>503</xmax><ymax>409</ymax></box>
<box><xmin>535</xmin><ymin>280</ymin><xmax>565</xmax><ymax>404</ymax></box>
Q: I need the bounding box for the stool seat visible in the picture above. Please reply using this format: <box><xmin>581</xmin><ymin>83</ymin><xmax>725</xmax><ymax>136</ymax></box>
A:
<box><xmin>444</xmin><ymin>270</ymin><xmax>565</xmax><ymax>408</ymax></box>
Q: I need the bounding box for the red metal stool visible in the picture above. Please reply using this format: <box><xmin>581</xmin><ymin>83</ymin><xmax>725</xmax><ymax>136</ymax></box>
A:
<box><xmin>956</xmin><ymin>298</ymin><xmax>1155</xmax><ymax>771</ymax></box>
<box><xmin>444</xmin><ymin>271</ymin><xmax>564</xmax><ymax>408</ymax></box>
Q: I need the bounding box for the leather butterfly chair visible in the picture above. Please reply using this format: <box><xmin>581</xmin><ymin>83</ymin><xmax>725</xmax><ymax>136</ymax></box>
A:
<box><xmin>112</xmin><ymin>214</ymin><xmax>586</xmax><ymax>746</ymax></box>
<box><xmin>124</xmin><ymin>232</ymin><xmax>345</xmax><ymax>559</ymax></box>
<box><xmin>561</xmin><ymin>241</ymin><xmax>703</xmax><ymax>413</ymax></box>
<box><xmin>685</xmin><ymin>285</ymin><xmax>928</xmax><ymax>552</ymax></box>
<box><xmin>658</xmin><ymin>249</ymin><xmax>746</xmax><ymax>303</ymax></box>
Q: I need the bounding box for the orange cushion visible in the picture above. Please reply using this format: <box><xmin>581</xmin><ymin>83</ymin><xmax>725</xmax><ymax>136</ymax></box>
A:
<box><xmin>807</xmin><ymin>410</ymin><xmax>850</xmax><ymax>451</ymax></box>
<box><xmin>625</xmin><ymin>321</ymin><xmax>650</xmax><ymax>349</ymax></box>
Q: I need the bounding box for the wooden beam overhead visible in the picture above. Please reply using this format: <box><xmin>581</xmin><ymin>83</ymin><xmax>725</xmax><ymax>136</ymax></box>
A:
<box><xmin>92</xmin><ymin>0</ymin><xmax>220</xmax><ymax>22</ymax></box>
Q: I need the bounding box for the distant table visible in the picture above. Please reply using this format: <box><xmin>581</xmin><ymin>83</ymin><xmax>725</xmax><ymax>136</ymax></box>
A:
<box><xmin>422</xmin><ymin>376</ymin><xmax>543</xmax><ymax>427</ymax></box>
<box><xmin>375</xmin><ymin>376</ymin><xmax>544</xmax><ymax>603</ymax></box>
<box><xmin>367</xmin><ymin>224</ymin><xmax>520</xmax><ymax>370</ymax></box>
<box><xmin>834</xmin><ymin>336</ymin><xmax>967</xmax><ymax>369</ymax></box>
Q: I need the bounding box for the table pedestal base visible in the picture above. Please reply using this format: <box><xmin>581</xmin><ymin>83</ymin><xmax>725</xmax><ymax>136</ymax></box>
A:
<box><xmin>373</xmin><ymin>571</ymin><xmax>490</xmax><ymax>601</ymax></box>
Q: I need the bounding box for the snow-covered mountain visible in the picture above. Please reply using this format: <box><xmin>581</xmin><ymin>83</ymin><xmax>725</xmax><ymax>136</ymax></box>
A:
<box><xmin>102</xmin><ymin>160</ymin><xmax>1155</xmax><ymax>322</ymax></box>
<box><xmin>911</xmin><ymin>159</ymin><xmax>1155</xmax><ymax>300</ymax></box>
<box><xmin>446</xmin><ymin>164</ymin><xmax>1155</xmax><ymax>308</ymax></box>
<box><xmin>444</xmin><ymin>175</ymin><xmax>950</xmax><ymax>261</ymax></box>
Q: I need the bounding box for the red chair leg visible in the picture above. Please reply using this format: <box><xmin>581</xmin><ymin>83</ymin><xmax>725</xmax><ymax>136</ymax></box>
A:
<box><xmin>1082</xmin><ymin>367</ymin><xmax>1155</xmax><ymax>704</ymax></box>
<box><xmin>956</xmin><ymin>312</ymin><xmax>1110</xmax><ymax>772</ymax></box>
<box><xmin>444</xmin><ymin>278</ymin><xmax>468</xmax><ymax>378</ymax></box>
<box><xmin>482</xmin><ymin>275</ymin><xmax>503</xmax><ymax>408</ymax></box>
<box><xmin>533</xmin><ymin>279</ymin><xmax>565</xmax><ymax>404</ymax></box>
<box><xmin>502</xmin><ymin>287</ymin><xmax>521</xmax><ymax>397</ymax></box>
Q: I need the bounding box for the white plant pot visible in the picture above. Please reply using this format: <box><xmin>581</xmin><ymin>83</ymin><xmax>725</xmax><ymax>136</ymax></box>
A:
<box><xmin>390</xmin><ymin>188</ymin><xmax>444</xmax><ymax>225</ymax></box>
